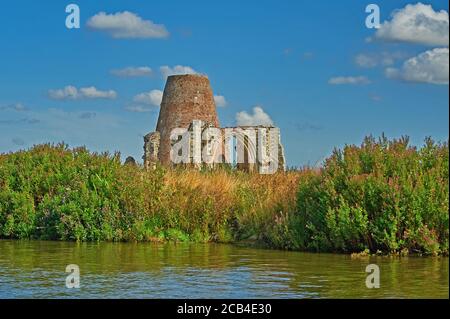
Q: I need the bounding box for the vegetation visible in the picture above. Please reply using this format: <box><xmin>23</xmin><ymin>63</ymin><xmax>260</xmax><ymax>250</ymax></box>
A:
<box><xmin>0</xmin><ymin>135</ymin><xmax>448</xmax><ymax>255</ymax></box>
<box><xmin>272</xmin><ymin>135</ymin><xmax>448</xmax><ymax>256</ymax></box>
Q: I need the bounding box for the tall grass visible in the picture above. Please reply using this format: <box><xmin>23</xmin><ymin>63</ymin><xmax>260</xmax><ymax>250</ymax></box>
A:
<box><xmin>0</xmin><ymin>135</ymin><xmax>448</xmax><ymax>255</ymax></box>
<box><xmin>0</xmin><ymin>143</ymin><xmax>304</xmax><ymax>244</ymax></box>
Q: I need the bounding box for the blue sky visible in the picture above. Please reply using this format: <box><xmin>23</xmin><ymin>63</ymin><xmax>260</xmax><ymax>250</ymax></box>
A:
<box><xmin>0</xmin><ymin>0</ymin><xmax>448</xmax><ymax>167</ymax></box>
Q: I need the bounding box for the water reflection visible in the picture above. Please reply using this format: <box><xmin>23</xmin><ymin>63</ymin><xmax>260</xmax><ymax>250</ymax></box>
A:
<box><xmin>0</xmin><ymin>240</ymin><xmax>448</xmax><ymax>298</ymax></box>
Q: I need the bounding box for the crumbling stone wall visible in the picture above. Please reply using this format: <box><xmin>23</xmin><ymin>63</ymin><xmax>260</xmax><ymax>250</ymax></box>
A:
<box><xmin>143</xmin><ymin>131</ymin><xmax>160</xmax><ymax>170</ymax></box>
<box><xmin>220</xmin><ymin>125</ymin><xmax>286</xmax><ymax>173</ymax></box>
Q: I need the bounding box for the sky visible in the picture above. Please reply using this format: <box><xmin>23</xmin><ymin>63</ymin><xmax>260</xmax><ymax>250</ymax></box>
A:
<box><xmin>0</xmin><ymin>0</ymin><xmax>448</xmax><ymax>167</ymax></box>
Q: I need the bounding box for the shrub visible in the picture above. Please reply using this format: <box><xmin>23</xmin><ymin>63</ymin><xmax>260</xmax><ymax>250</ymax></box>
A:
<box><xmin>292</xmin><ymin>135</ymin><xmax>448</xmax><ymax>255</ymax></box>
<box><xmin>0</xmin><ymin>143</ymin><xmax>302</xmax><ymax>244</ymax></box>
<box><xmin>0</xmin><ymin>135</ymin><xmax>447</xmax><ymax>255</ymax></box>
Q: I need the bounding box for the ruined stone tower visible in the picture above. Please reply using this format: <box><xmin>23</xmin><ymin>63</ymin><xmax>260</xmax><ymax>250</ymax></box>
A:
<box><xmin>154</xmin><ymin>74</ymin><xmax>219</xmax><ymax>165</ymax></box>
<box><xmin>143</xmin><ymin>73</ymin><xmax>286</xmax><ymax>172</ymax></box>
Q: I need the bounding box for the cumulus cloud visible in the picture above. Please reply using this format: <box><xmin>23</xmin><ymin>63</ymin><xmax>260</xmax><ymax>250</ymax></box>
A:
<box><xmin>385</xmin><ymin>48</ymin><xmax>449</xmax><ymax>85</ymax></box>
<box><xmin>48</xmin><ymin>85</ymin><xmax>117</xmax><ymax>100</ymax></box>
<box><xmin>328</xmin><ymin>76</ymin><xmax>371</xmax><ymax>85</ymax></box>
<box><xmin>133</xmin><ymin>90</ymin><xmax>163</xmax><ymax>106</ymax></box>
<box><xmin>375</xmin><ymin>3</ymin><xmax>449</xmax><ymax>46</ymax></box>
<box><xmin>214</xmin><ymin>95</ymin><xmax>227</xmax><ymax>107</ymax></box>
<box><xmin>80</xmin><ymin>87</ymin><xmax>117</xmax><ymax>99</ymax></box>
<box><xmin>48</xmin><ymin>85</ymin><xmax>78</xmax><ymax>100</ymax></box>
<box><xmin>160</xmin><ymin>65</ymin><xmax>198</xmax><ymax>79</ymax></box>
<box><xmin>110</xmin><ymin>66</ymin><xmax>152</xmax><ymax>77</ymax></box>
<box><xmin>126</xmin><ymin>89</ymin><xmax>163</xmax><ymax>112</ymax></box>
<box><xmin>86</xmin><ymin>11</ymin><xmax>169</xmax><ymax>39</ymax></box>
<box><xmin>236</xmin><ymin>106</ymin><xmax>274</xmax><ymax>126</ymax></box>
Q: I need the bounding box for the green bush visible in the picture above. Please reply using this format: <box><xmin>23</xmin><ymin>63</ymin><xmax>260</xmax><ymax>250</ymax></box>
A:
<box><xmin>0</xmin><ymin>143</ymin><xmax>247</xmax><ymax>243</ymax></box>
<box><xmin>0</xmin><ymin>136</ymin><xmax>448</xmax><ymax>255</ymax></box>
<box><xmin>292</xmin><ymin>135</ymin><xmax>448</xmax><ymax>255</ymax></box>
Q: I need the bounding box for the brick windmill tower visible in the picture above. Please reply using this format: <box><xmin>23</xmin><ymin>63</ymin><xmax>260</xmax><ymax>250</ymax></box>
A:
<box><xmin>144</xmin><ymin>74</ymin><xmax>220</xmax><ymax>167</ymax></box>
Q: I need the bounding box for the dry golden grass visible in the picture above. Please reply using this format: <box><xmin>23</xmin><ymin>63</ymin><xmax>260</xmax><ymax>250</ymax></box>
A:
<box><xmin>161</xmin><ymin>168</ymin><xmax>318</xmax><ymax>239</ymax></box>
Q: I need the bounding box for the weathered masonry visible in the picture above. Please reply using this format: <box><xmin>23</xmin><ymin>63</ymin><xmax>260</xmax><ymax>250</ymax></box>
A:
<box><xmin>143</xmin><ymin>74</ymin><xmax>286</xmax><ymax>173</ymax></box>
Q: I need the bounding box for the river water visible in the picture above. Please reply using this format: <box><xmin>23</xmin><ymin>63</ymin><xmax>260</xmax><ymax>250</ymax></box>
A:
<box><xmin>0</xmin><ymin>240</ymin><xmax>448</xmax><ymax>298</ymax></box>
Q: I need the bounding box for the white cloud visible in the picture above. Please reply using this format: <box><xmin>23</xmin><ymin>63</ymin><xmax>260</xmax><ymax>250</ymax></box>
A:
<box><xmin>214</xmin><ymin>95</ymin><xmax>227</xmax><ymax>107</ymax></box>
<box><xmin>48</xmin><ymin>85</ymin><xmax>117</xmax><ymax>100</ymax></box>
<box><xmin>86</xmin><ymin>11</ymin><xmax>169</xmax><ymax>39</ymax></box>
<box><xmin>132</xmin><ymin>90</ymin><xmax>163</xmax><ymax>106</ymax></box>
<box><xmin>385</xmin><ymin>48</ymin><xmax>449</xmax><ymax>85</ymax></box>
<box><xmin>111</xmin><ymin>66</ymin><xmax>152</xmax><ymax>77</ymax></box>
<box><xmin>328</xmin><ymin>76</ymin><xmax>371</xmax><ymax>85</ymax></box>
<box><xmin>375</xmin><ymin>3</ymin><xmax>449</xmax><ymax>46</ymax></box>
<box><xmin>125</xmin><ymin>105</ymin><xmax>154</xmax><ymax>113</ymax></box>
<box><xmin>355</xmin><ymin>54</ymin><xmax>378</xmax><ymax>68</ymax></box>
<box><xmin>80</xmin><ymin>87</ymin><xmax>117</xmax><ymax>99</ymax></box>
<box><xmin>48</xmin><ymin>85</ymin><xmax>78</xmax><ymax>100</ymax></box>
<box><xmin>160</xmin><ymin>65</ymin><xmax>198</xmax><ymax>79</ymax></box>
<box><xmin>355</xmin><ymin>52</ymin><xmax>406</xmax><ymax>68</ymax></box>
<box><xmin>236</xmin><ymin>106</ymin><xmax>274</xmax><ymax>126</ymax></box>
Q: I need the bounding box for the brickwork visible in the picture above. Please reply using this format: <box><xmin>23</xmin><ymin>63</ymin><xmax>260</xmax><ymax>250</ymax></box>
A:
<box><xmin>155</xmin><ymin>74</ymin><xmax>219</xmax><ymax>165</ymax></box>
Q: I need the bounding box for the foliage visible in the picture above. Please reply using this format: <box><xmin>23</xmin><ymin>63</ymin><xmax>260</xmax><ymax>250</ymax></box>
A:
<box><xmin>289</xmin><ymin>135</ymin><xmax>449</xmax><ymax>255</ymax></box>
<box><xmin>0</xmin><ymin>135</ymin><xmax>448</xmax><ymax>255</ymax></box>
<box><xmin>0</xmin><ymin>143</ymin><xmax>302</xmax><ymax>244</ymax></box>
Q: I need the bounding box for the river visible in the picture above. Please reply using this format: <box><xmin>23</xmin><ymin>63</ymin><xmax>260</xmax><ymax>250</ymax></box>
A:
<box><xmin>0</xmin><ymin>240</ymin><xmax>448</xmax><ymax>298</ymax></box>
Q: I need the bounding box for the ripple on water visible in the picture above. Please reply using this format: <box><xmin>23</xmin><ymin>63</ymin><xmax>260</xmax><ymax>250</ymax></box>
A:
<box><xmin>0</xmin><ymin>241</ymin><xmax>448</xmax><ymax>298</ymax></box>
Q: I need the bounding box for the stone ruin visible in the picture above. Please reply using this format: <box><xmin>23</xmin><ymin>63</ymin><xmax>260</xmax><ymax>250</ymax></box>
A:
<box><xmin>143</xmin><ymin>74</ymin><xmax>286</xmax><ymax>173</ymax></box>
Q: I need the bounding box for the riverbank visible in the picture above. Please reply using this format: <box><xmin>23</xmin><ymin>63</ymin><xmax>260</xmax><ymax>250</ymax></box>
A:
<box><xmin>0</xmin><ymin>135</ymin><xmax>448</xmax><ymax>255</ymax></box>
